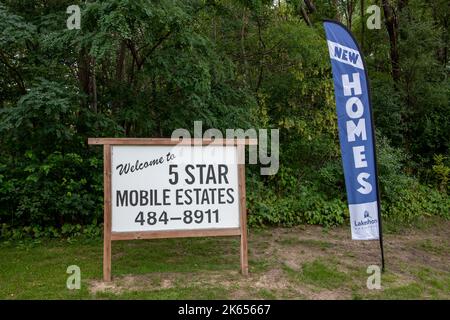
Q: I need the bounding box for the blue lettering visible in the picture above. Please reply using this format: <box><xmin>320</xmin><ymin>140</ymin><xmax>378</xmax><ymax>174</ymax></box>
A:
<box><xmin>334</xmin><ymin>46</ymin><xmax>342</xmax><ymax>59</ymax></box>
<box><xmin>342</xmin><ymin>50</ymin><xmax>348</xmax><ymax>60</ymax></box>
<box><xmin>348</xmin><ymin>52</ymin><xmax>359</xmax><ymax>64</ymax></box>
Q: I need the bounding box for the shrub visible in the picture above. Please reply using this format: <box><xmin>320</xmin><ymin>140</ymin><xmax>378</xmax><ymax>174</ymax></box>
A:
<box><xmin>247</xmin><ymin>134</ymin><xmax>449</xmax><ymax>228</ymax></box>
<box><xmin>376</xmin><ymin>136</ymin><xmax>450</xmax><ymax>223</ymax></box>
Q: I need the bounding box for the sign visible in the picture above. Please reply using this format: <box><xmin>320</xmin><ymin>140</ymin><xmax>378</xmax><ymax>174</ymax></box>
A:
<box><xmin>111</xmin><ymin>145</ymin><xmax>240</xmax><ymax>232</ymax></box>
<box><xmin>88</xmin><ymin>138</ymin><xmax>255</xmax><ymax>281</ymax></box>
<box><xmin>323</xmin><ymin>20</ymin><xmax>384</xmax><ymax>248</ymax></box>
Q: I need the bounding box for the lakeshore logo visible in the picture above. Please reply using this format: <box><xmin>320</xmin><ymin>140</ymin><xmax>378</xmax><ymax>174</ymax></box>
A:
<box><xmin>354</xmin><ymin>215</ymin><xmax>378</xmax><ymax>227</ymax></box>
<box><xmin>349</xmin><ymin>201</ymin><xmax>379</xmax><ymax>240</ymax></box>
<box><xmin>354</xmin><ymin>208</ymin><xmax>378</xmax><ymax>228</ymax></box>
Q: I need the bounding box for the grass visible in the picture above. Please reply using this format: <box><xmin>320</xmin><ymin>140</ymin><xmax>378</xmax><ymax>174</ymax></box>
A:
<box><xmin>0</xmin><ymin>221</ymin><xmax>449</xmax><ymax>300</ymax></box>
<box><xmin>0</xmin><ymin>237</ymin><xmax>239</xmax><ymax>299</ymax></box>
<box><xmin>95</xmin><ymin>286</ymin><xmax>230</xmax><ymax>300</ymax></box>
<box><xmin>416</xmin><ymin>239</ymin><xmax>449</xmax><ymax>255</ymax></box>
<box><xmin>277</xmin><ymin>237</ymin><xmax>333</xmax><ymax>250</ymax></box>
<box><xmin>283</xmin><ymin>259</ymin><xmax>349</xmax><ymax>290</ymax></box>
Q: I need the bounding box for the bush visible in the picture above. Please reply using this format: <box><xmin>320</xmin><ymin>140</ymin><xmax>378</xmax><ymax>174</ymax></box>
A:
<box><xmin>247</xmin><ymin>171</ymin><xmax>347</xmax><ymax>228</ymax></box>
<box><xmin>0</xmin><ymin>223</ymin><xmax>102</xmax><ymax>240</ymax></box>
<box><xmin>0</xmin><ymin>151</ymin><xmax>103</xmax><ymax>228</ymax></box>
<box><xmin>247</xmin><ymin>134</ymin><xmax>449</xmax><ymax>228</ymax></box>
<box><xmin>431</xmin><ymin>154</ymin><xmax>450</xmax><ymax>193</ymax></box>
<box><xmin>376</xmin><ymin>135</ymin><xmax>450</xmax><ymax>223</ymax></box>
<box><xmin>0</xmin><ymin>79</ymin><xmax>119</xmax><ymax>234</ymax></box>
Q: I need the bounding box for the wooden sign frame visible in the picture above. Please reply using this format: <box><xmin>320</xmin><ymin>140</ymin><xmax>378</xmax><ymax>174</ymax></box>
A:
<box><xmin>88</xmin><ymin>137</ymin><xmax>256</xmax><ymax>281</ymax></box>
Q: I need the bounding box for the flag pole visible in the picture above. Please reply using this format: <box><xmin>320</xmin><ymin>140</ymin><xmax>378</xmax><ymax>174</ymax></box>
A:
<box><xmin>355</xmin><ymin>25</ymin><xmax>386</xmax><ymax>273</ymax></box>
<box><xmin>367</xmin><ymin>67</ymin><xmax>386</xmax><ymax>273</ymax></box>
<box><xmin>323</xmin><ymin>19</ymin><xmax>386</xmax><ymax>271</ymax></box>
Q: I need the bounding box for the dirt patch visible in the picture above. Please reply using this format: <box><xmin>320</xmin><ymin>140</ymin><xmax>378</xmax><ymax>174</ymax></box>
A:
<box><xmin>253</xmin><ymin>268</ymin><xmax>289</xmax><ymax>290</ymax></box>
<box><xmin>88</xmin><ymin>220</ymin><xmax>450</xmax><ymax>299</ymax></box>
<box><xmin>89</xmin><ymin>280</ymin><xmax>120</xmax><ymax>295</ymax></box>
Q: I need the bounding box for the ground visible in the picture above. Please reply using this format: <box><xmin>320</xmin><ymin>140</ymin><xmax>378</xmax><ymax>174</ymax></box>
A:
<box><xmin>0</xmin><ymin>217</ymin><xmax>449</xmax><ymax>299</ymax></box>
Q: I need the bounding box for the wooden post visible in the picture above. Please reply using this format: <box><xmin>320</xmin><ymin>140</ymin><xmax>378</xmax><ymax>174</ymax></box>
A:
<box><xmin>103</xmin><ymin>144</ymin><xmax>112</xmax><ymax>282</ymax></box>
<box><xmin>238</xmin><ymin>149</ymin><xmax>248</xmax><ymax>276</ymax></box>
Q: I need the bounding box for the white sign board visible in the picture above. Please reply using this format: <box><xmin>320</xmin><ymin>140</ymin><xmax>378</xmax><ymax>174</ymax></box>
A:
<box><xmin>111</xmin><ymin>145</ymin><xmax>240</xmax><ymax>232</ymax></box>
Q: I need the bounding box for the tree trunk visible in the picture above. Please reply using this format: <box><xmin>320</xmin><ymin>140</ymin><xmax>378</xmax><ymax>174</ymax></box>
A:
<box><xmin>299</xmin><ymin>4</ymin><xmax>312</xmax><ymax>26</ymax></box>
<box><xmin>91</xmin><ymin>58</ymin><xmax>97</xmax><ymax>113</ymax></box>
<box><xmin>304</xmin><ymin>0</ymin><xmax>316</xmax><ymax>12</ymax></box>
<box><xmin>360</xmin><ymin>0</ymin><xmax>365</xmax><ymax>50</ymax></box>
<box><xmin>345</xmin><ymin>0</ymin><xmax>356</xmax><ymax>30</ymax></box>
<box><xmin>431</xmin><ymin>2</ymin><xmax>448</xmax><ymax>66</ymax></box>
<box><xmin>115</xmin><ymin>40</ymin><xmax>126</xmax><ymax>83</ymax></box>
<box><xmin>240</xmin><ymin>10</ymin><xmax>250</xmax><ymax>81</ymax></box>
<box><xmin>332</xmin><ymin>0</ymin><xmax>341</xmax><ymax>21</ymax></box>
<box><xmin>382</xmin><ymin>0</ymin><xmax>401</xmax><ymax>83</ymax></box>
<box><xmin>77</xmin><ymin>49</ymin><xmax>91</xmax><ymax>99</ymax></box>
<box><xmin>112</xmin><ymin>40</ymin><xmax>126</xmax><ymax>112</ymax></box>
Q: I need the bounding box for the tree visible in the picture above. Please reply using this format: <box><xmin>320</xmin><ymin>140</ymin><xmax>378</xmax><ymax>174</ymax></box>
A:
<box><xmin>381</xmin><ymin>0</ymin><xmax>408</xmax><ymax>83</ymax></box>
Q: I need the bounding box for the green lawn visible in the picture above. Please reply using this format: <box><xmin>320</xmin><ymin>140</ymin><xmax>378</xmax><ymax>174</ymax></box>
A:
<box><xmin>1</xmin><ymin>220</ymin><xmax>449</xmax><ymax>299</ymax></box>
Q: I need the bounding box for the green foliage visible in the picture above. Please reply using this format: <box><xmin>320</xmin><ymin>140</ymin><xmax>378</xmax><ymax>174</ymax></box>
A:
<box><xmin>396</xmin><ymin>9</ymin><xmax>450</xmax><ymax>161</ymax></box>
<box><xmin>376</xmin><ymin>136</ymin><xmax>450</xmax><ymax>223</ymax></box>
<box><xmin>248</xmin><ymin>134</ymin><xmax>449</xmax><ymax>228</ymax></box>
<box><xmin>248</xmin><ymin>169</ymin><xmax>347</xmax><ymax>227</ymax></box>
<box><xmin>0</xmin><ymin>78</ymin><xmax>118</xmax><ymax>232</ymax></box>
<box><xmin>0</xmin><ymin>0</ymin><xmax>449</xmax><ymax>238</ymax></box>
<box><xmin>432</xmin><ymin>154</ymin><xmax>450</xmax><ymax>193</ymax></box>
<box><xmin>0</xmin><ymin>5</ymin><xmax>32</xmax><ymax>102</ymax></box>
<box><xmin>0</xmin><ymin>150</ymin><xmax>103</xmax><ymax>227</ymax></box>
<box><xmin>0</xmin><ymin>0</ymin><xmax>255</xmax><ymax>237</ymax></box>
<box><xmin>0</xmin><ymin>223</ymin><xmax>102</xmax><ymax>240</ymax></box>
